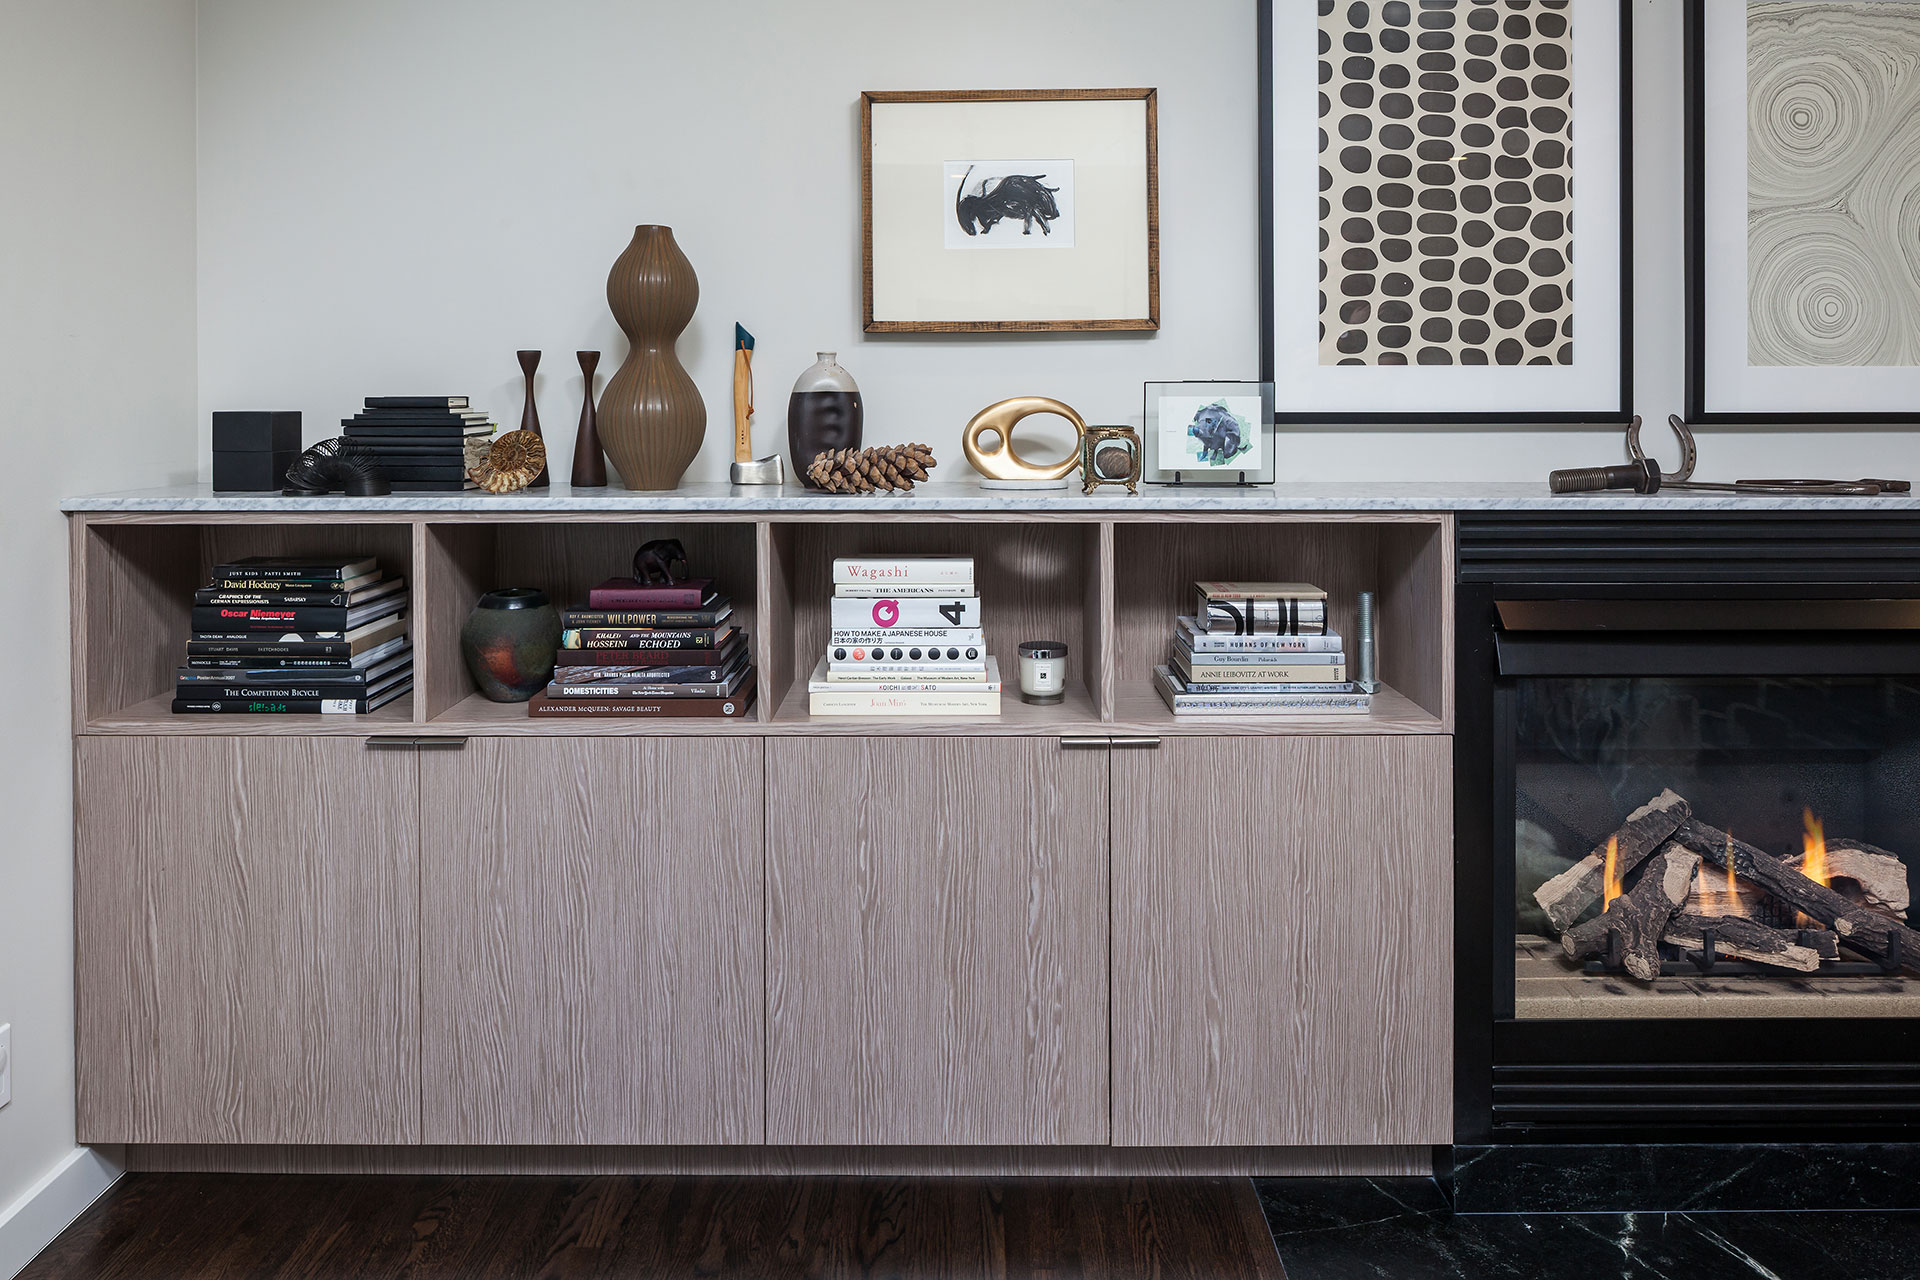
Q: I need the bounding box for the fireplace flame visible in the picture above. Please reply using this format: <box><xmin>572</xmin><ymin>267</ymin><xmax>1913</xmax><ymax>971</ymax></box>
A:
<box><xmin>1602</xmin><ymin>834</ymin><xmax>1622</xmax><ymax>909</ymax></box>
<box><xmin>1802</xmin><ymin>808</ymin><xmax>1830</xmax><ymax>887</ymax></box>
<box><xmin>1724</xmin><ymin>829</ymin><xmax>1741</xmax><ymax>909</ymax></box>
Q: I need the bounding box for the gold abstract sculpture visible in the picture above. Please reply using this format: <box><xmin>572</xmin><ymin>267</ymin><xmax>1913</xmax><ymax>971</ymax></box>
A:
<box><xmin>960</xmin><ymin>396</ymin><xmax>1088</xmax><ymax>489</ymax></box>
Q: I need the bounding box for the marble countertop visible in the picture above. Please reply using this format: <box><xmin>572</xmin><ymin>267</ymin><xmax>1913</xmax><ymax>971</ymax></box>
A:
<box><xmin>59</xmin><ymin>478</ymin><xmax>1920</xmax><ymax>514</ymax></box>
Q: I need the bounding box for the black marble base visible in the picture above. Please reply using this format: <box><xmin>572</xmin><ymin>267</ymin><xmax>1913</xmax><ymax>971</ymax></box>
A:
<box><xmin>1453</xmin><ymin>1143</ymin><xmax>1920</xmax><ymax>1213</ymax></box>
<box><xmin>1258</xmin><ymin>1177</ymin><xmax>1920</xmax><ymax>1280</ymax></box>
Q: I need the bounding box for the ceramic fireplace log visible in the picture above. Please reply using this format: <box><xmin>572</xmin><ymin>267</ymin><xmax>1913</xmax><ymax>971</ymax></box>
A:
<box><xmin>1534</xmin><ymin>789</ymin><xmax>1692</xmax><ymax>933</ymax></box>
<box><xmin>1810</xmin><ymin>841</ymin><xmax>1912</xmax><ymax>917</ymax></box>
<box><xmin>1661</xmin><ymin>913</ymin><xmax>1825</xmax><ymax>973</ymax></box>
<box><xmin>1562</xmin><ymin>845</ymin><xmax>1701</xmax><ymax>982</ymax></box>
<box><xmin>1676</xmin><ymin>820</ymin><xmax>1920</xmax><ymax>976</ymax></box>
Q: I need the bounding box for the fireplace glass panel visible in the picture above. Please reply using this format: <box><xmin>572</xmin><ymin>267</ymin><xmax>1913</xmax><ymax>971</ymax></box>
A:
<box><xmin>1512</xmin><ymin>675</ymin><xmax>1920</xmax><ymax>1020</ymax></box>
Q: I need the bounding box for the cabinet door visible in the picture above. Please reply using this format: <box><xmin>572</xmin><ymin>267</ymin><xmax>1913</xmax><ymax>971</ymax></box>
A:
<box><xmin>766</xmin><ymin>737</ymin><xmax>1109</xmax><ymax>1145</ymax></box>
<box><xmin>1112</xmin><ymin>735</ymin><xmax>1452</xmax><ymax>1146</ymax></box>
<box><xmin>75</xmin><ymin>736</ymin><xmax>420</xmax><ymax>1144</ymax></box>
<box><xmin>421</xmin><ymin>737</ymin><xmax>765</xmax><ymax>1144</ymax></box>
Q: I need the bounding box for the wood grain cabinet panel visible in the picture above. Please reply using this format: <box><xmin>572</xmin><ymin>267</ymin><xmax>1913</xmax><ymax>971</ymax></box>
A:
<box><xmin>1112</xmin><ymin>735</ymin><xmax>1453</xmax><ymax>1147</ymax></box>
<box><xmin>75</xmin><ymin>736</ymin><xmax>420</xmax><ymax>1144</ymax></box>
<box><xmin>766</xmin><ymin>737</ymin><xmax>1109</xmax><ymax>1145</ymax></box>
<box><xmin>420</xmin><ymin>737</ymin><xmax>765</xmax><ymax>1144</ymax></box>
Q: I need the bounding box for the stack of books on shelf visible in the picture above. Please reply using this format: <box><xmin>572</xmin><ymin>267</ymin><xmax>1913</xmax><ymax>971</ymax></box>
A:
<box><xmin>341</xmin><ymin>396</ymin><xmax>496</xmax><ymax>491</ymax></box>
<box><xmin>529</xmin><ymin>574</ymin><xmax>755</xmax><ymax>718</ymax></box>
<box><xmin>809</xmin><ymin>555</ymin><xmax>1001</xmax><ymax>716</ymax></box>
<box><xmin>172</xmin><ymin>555</ymin><xmax>412</xmax><ymax>714</ymax></box>
<box><xmin>1155</xmin><ymin>581</ymin><xmax>1371</xmax><ymax>715</ymax></box>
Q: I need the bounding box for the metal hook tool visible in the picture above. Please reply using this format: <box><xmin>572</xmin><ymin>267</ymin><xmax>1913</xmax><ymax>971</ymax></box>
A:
<box><xmin>1550</xmin><ymin>416</ymin><xmax>1904</xmax><ymax>497</ymax></box>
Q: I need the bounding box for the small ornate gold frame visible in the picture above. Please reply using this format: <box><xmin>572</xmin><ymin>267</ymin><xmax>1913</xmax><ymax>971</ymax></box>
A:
<box><xmin>1081</xmin><ymin>424</ymin><xmax>1141</xmax><ymax>495</ymax></box>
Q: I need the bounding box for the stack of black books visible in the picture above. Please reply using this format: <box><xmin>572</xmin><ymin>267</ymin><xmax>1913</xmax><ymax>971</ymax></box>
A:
<box><xmin>172</xmin><ymin>555</ymin><xmax>413</xmax><ymax>715</ymax></box>
<box><xmin>341</xmin><ymin>396</ymin><xmax>496</xmax><ymax>491</ymax></box>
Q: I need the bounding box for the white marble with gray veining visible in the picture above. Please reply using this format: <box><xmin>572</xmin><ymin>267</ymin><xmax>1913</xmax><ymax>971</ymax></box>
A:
<box><xmin>57</xmin><ymin>478</ymin><xmax>1920</xmax><ymax>514</ymax></box>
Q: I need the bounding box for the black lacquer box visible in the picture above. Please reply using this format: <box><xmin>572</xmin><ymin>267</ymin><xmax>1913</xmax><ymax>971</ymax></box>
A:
<box><xmin>212</xmin><ymin>411</ymin><xmax>301</xmax><ymax>492</ymax></box>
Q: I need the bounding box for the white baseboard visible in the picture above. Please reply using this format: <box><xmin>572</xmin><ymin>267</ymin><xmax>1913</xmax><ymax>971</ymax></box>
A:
<box><xmin>0</xmin><ymin>1146</ymin><xmax>123</xmax><ymax>1280</ymax></box>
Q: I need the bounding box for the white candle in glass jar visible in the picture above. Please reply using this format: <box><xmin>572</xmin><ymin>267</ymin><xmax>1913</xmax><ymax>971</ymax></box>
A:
<box><xmin>1018</xmin><ymin>640</ymin><xmax>1069</xmax><ymax>703</ymax></box>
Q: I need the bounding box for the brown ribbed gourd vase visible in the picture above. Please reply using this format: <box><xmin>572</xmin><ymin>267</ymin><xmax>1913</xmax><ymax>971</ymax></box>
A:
<box><xmin>598</xmin><ymin>225</ymin><xmax>704</xmax><ymax>490</ymax></box>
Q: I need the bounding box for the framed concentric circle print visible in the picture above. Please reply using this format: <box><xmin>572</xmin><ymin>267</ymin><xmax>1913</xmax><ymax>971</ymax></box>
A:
<box><xmin>1260</xmin><ymin>0</ymin><xmax>1633</xmax><ymax>423</ymax></box>
<box><xmin>1686</xmin><ymin>0</ymin><xmax>1920</xmax><ymax>424</ymax></box>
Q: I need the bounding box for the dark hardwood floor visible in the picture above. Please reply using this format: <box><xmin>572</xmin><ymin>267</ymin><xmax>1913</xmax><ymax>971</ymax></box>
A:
<box><xmin>20</xmin><ymin>1173</ymin><xmax>1287</xmax><ymax>1279</ymax></box>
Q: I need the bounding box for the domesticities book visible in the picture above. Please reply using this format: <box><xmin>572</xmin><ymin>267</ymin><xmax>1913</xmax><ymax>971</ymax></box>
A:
<box><xmin>171</xmin><ymin>679</ymin><xmax>411</xmax><ymax>715</ymax></box>
<box><xmin>185</xmin><ymin>614</ymin><xmax>409</xmax><ymax>657</ymax></box>
<box><xmin>183</xmin><ymin>635</ymin><xmax>410</xmax><ymax>670</ymax></box>
<box><xmin>191</xmin><ymin>596</ymin><xmax>405</xmax><ymax>633</ymax></box>
<box><xmin>1173</xmin><ymin>656</ymin><xmax>1350</xmax><ymax>684</ymax></box>
<box><xmin>810</xmin><ymin>656</ymin><xmax>1000</xmax><ymax>692</ymax></box>
<box><xmin>211</xmin><ymin>555</ymin><xmax>380</xmax><ymax>582</ymax></box>
<box><xmin>586</xmin><ymin>577</ymin><xmax>713</xmax><ymax>608</ymax></box>
<box><xmin>553</xmin><ymin>636</ymin><xmax>745</xmax><ymax>667</ymax></box>
<box><xmin>527</xmin><ymin>689</ymin><xmax>756</xmax><ymax>718</ymax></box>
<box><xmin>832</xmin><ymin>555</ymin><xmax>974</xmax><ymax>585</ymax></box>
<box><xmin>1175</xmin><ymin>618</ymin><xmax>1344</xmax><ymax>653</ymax></box>
<box><xmin>193</xmin><ymin>577</ymin><xmax>405</xmax><ymax>608</ymax></box>
<box><xmin>561</xmin><ymin>624</ymin><xmax>735</xmax><ymax>650</ymax></box>
<box><xmin>829</xmin><ymin>596</ymin><xmax>979</xmax><ymax>630</ymax></box>
<box><xmin>834</xmin><ymin>582</ymin><xmax>974</xmax><ymax>598</ymax></box>
<box><xmin>363</xmin><ymin>395</ymin><xmax>470</xmax><ymax>409</ymax></box>
<box><xmin>560</xmin><ymin>599</ymin><xmax>731</xmax><ymax>629</ymax></box>
<box><xmin>546</xmin><ymin>663</ymin><xmax>753</xmax><ymax>700</ymax></box>
<box><xmin>1153</xmin><ymin>665</ymin><xmax>1370</xmax><ymax>715</ymax></box>
<box><xmin>808</xmin><ymin>686</ymin><xmax>1001</xmax><ymax>716</ymax></box>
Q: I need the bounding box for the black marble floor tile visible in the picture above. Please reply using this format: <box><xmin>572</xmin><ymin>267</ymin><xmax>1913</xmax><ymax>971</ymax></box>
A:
<box><xmin>1454</xmin><ymin>1143</ymin><xmax>1920</xmax><ymax>1213</ymax></box>
<box><xmin>1255</xmin><ymin>1177</ymin><xmax>1920</xmax><ymax>1280</ymax></box>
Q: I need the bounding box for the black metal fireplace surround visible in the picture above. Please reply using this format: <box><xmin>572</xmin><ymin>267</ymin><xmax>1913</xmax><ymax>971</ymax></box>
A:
<box><xmin>1451</xmin><ymin>513</ymin><xmax>1920</xmax><ymax>1212</ymax></box>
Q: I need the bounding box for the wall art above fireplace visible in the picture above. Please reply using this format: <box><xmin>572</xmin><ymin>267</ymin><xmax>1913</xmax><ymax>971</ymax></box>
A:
<box><xmin>1260</xmin><ymin>0</ymin><xmax>1633</xmax><ymax>424</ymax></box>
<box><xmin>1687</xmin><ymin>1</ymin><xmax>1920</xmax><ymax>424</ymax></box>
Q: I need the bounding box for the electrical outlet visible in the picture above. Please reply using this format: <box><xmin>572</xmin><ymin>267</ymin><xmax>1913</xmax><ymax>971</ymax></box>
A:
<box><xmin>0</xmin><ymin>1024</ymin><xmax>10</xmax><ymax>1109</ymax></box>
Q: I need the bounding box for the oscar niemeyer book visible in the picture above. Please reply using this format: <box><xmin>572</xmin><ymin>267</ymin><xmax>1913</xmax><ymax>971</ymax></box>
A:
<box><xmin>190</xmin><ymin>597</ymin><xmax>405</xmax><ymax>633</ymax></box>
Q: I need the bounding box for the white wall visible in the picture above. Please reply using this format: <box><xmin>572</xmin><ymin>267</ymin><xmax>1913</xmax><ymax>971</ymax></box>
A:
<box><xmin>0</xmin><ymin>0</ymin><xmax>198</xmax><ymax>1254</ymax></box>
<box><xmin>194</xmin><ymin>0</ymin><xmax>1920</xmax><ymax>487</ymax></box>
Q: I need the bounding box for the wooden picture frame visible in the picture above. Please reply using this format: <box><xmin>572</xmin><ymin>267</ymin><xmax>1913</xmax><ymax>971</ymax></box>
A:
<box><xmin>861</xmin><ymin>88</ymin><xmax>1159</xmax><ymax>333</ymax></box>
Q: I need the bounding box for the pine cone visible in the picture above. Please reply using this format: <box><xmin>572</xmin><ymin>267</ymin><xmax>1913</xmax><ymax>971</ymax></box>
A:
<box><xmin>805</xmin><ymin>444</ymin><xmax>938</xmax><ymax>494</ymax></box>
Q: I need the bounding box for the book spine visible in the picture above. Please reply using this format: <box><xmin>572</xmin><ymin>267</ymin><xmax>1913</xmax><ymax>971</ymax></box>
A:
<box><xmin>830</xmin><ymin>597</ymin><xmax>979</xmax><ymax>629</ymax></box>
<box><xmin>545</xmin><ymin>677</ymin><xmax>748</xmax><ymax>699</ymax></box>
<box><xmin>1178</xmin><ymin>649</ymin><xmax>1346</xmax><ymax>666</ymax></box>
<box><xmin>187</xmin><ymin>639</ymin><xmax>352</xmax><ymax>656</ymax></box>
<box><xmin>1174</xmin><ymin>680</ymin><xmax>1355</xmax><ymax>695</ymax></box>
<box><xmin>211</xmin><ymin>565</ymin><xmax>360</xmax><ymax>581</ymax></box>
<box><xmin>827</xmin><ymin>662</ymin><xmax>986</xmax><ymax>677</ymax></box>
<box><xmin>561</xmin><ymin>628</ymin><xmax>729</xmax><ymax>649</ymax></box>
<box><xmin>833</xmin><ymin>583</ymin><xmax>975</xmax><ymax>598</ymax></box>
<box><xmin>586</xmin><ymin>588</ymin><xmax>708</xmax><ymax>608</ymax></box>
<box><xmin>808</xmin><ymin>690</ymin><xmax>1001</xmax><ymax>716</ymax></box>
<box><xmin>1178</xmin><ymin>663</ymin><xmax>1349</xmax><ymax>682</ymax></box>
<box><xmin>365</xmin><ymin>396</ymin><xmax>469</xmax><ymax>408</ymax></box>
<box><xmin>1180</xmin><ymin>631</ymin><xmax>1344</xmax><ymax>654</ymax></box>
<box><xmin>171</xmin><ymin>695</ymin><xmax>389</xmax><ymax>714</ymax></box>
<box><xmin>194</xmin><ymin>606</ymin><xmax>354</xmax><ymax>631</ymax></box>
<box><xmin>207</xmin><ymin>577</ymin><xmax>359</xmax><ymax>591</ymax></box>
<box><xmin>553</xmin><ymin>646</ymin><xmax>736</xmax><ymax>666</ymax></box>
<box><xmin>1197</xmin><ymin>598</ymin><xmax>1329</xmax><ymax>636</ymax></box>
<box><xmin>175</xmin><ymin>683</ymin><xmax>374</xmax><ymax>699</ymax></box>
<box><xmin>832</xmin><ymin>558</ymin><xmax>974</xmax><ymax>584</ymax></box>
<box><xmin>528</xmin><ymin>692</ymin><xmax>755</xmax><ymax>717</ymax></box>
<box><xmin>195</xmin><ymin>589</ymin><xmax>352</xmax><ymax>607</ymax></box>
<box><xmin>185</xmin><ymin>655</ymin><xmax>361</xmax><ymax>668</ymax></box>
<box><xmin>831</xmin><ymin>627</ymin><xmax>984</xmax><ymax>647</ymax></box>
<box><xmin>560</xmin><ymin>607</ymin><xmax>728</xmax><ymax>628</ymax></box>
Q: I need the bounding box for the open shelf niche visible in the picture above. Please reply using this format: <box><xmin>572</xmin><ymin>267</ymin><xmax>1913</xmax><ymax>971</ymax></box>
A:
<box><xmin>420</xmin><ymin>519</ymin><xmax>763</xmax><ymax>732</ymax></box>
<box><xmin>1110</xmin><ymin>516</ymin><xmax>1452</xmax><ymax>735</ymax></box>
<box><xmin>77</xmin><ymin>518</ymin><xmax>417</xmax><ymax>733</ymax></box>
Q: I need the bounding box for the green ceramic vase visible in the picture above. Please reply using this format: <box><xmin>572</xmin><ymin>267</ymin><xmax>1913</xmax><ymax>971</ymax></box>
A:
<box><xmin>460</xmin><ymin>587</ymin><xmax>561</xmax><ymax>702</ymax></box>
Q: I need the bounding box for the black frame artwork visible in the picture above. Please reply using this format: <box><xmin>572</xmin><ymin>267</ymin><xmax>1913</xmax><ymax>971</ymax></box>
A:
<box><xmin>1259</xmin><ymin>0</ymin><xmax>1635</xmax><ymax>425</ymax></box>
<box><xmin>1684</xmin><ymin>2</ymin><xmax>1920</xmax><ymax>426</ymax></box>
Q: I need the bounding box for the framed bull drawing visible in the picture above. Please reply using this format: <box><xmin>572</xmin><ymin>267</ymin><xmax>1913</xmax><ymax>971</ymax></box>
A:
<box><xmin>862</xmin><ymin>89</ymin><xmax>1159</xmax><ymax>332</ymax></box>
<box><xmin>1142</xmin><ymin>381</ymin><xmax>1278</xmax><ymax>486</ymax></box>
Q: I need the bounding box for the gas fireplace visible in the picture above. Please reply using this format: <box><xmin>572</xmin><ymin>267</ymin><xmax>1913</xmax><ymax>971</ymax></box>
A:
<box><xmin>1455</xmin><ymin>514</ymin><xmax>1920</xmax><ymax>1178</ymax></box>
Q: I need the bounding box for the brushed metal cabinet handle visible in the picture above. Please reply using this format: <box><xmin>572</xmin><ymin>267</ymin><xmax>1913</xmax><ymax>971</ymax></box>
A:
<box><xmin>1059</xmin><ymin>736</ymin><xmax>1111</xmax><ymax>750</ymax></box>
<box><xmin>413</xmin><ymin>737</ymin><xmax>470</xmax><ymax>750</ymax></box>
<box><xmin>1109</xmin><ymin>736</ymin><xmax>1162</xmax><ymax>749</ymax></box>
<box><xmin>364</xmin><ymin>736</ymin><xmax>418</xmax><ymax>750</ymax></box>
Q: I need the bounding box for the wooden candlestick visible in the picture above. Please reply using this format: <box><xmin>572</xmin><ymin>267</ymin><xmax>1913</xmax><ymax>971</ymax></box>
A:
<box><xmin>571</xmin><ymin>350</ymin><xmax>606</xmax><ymax>488</ymax></box>
<box><xmin>516</xmin><ymin>349</ymin><xmax>549</xmax><ymax>488</ymax></box>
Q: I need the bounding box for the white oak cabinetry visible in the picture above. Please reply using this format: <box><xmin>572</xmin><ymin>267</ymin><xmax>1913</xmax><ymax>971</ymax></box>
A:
<box><xmin>67</xmin><ymin>502</ymin><xmax>1454</xmax><ymax>1167</ymax></box>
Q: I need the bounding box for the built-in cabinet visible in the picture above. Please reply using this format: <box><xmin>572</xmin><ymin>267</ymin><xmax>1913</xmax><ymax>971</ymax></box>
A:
<box><xmin>68</xmin><ymin>505</ymin><xmax>1457</xmax><ymax>1158</ymax></box>
<box><xmin>765</xmin><ymin>737</ymin><xmax>1110</xmax><ymax>1145</ymax></box>
<box><xmin>75</xmin><ymin>736</ymin><xmax>420</xmax><ymax>1144</ymax></box>
<box><xmin>1111</xmin><ymin>735</ymin><xmax>1454</xmax><ymax>1147</ymax></box>
<box><xmin>420</xmin><ymin>736</ymin><xmax>765</xmax><ymax>1145</ymax></box>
